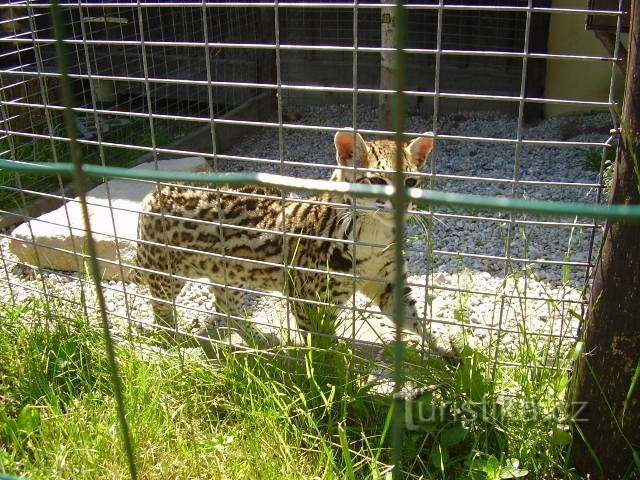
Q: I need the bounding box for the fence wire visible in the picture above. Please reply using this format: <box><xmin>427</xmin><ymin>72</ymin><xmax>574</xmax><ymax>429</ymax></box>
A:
<box><xmin>0</xmin><ymin>0</ymin><xmax>631</xmax><ymax>478</ymax></box>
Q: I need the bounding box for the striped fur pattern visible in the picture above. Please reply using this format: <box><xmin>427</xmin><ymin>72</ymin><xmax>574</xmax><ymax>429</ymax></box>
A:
<box><xmin>136</xmin><ymin>130</ymin><xmax>434</xmax><ymax>342</ymax></box>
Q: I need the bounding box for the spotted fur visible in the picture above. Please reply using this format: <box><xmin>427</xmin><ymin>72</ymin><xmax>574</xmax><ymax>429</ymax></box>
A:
<box><xmin>136</xmin><ymin>130</ymin><xmax>434</xmax><ymax>342</ymax></box>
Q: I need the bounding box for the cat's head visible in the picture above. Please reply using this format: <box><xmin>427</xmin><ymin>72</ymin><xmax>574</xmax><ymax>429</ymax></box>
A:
<box><xmin>331</xmin><ymin>130</ymin><xmax>434</xmax><ymax>214</ymax></box>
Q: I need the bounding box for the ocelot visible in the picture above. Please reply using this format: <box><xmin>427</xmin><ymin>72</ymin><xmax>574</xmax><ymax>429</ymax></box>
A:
<box><xmin>136</xmin><ymin>130</ymin><xmax>440</xmax><ymax>349</ymax></box>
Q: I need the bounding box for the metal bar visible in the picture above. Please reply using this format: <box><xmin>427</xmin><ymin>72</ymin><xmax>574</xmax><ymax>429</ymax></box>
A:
<box><xmin>350</xmin><ymin>0</ymin><xmax>360</xmax><ymax>347</ymax></box>
<box><xmin>4</xmin><ymin>211</ymin><xmax>596</xmax><ymax>270</ymax></box>
<box><xmin>9</xmin><ymin>2</ymin><xmax>623</xmax><ymax>16</ymax></box>
<box><xmin>424</xmin><ymin>0</ymin><xmax>443</xmax><ymax>353</ymax></box>
<box><xmin>0</xmin><ymin>180</ymin><xmax>604</xmax><ymax>228</ymax></box>
<box><xmin>76</xmin><ymin>5</ymin><xmax>135</xmax><ymax>331</ymax></box>
<box><xmin>2</xmin><ymin>160</ymin><xmax>639</xmax><ymax>220</ymax></box>
<box><xmin>0</xmin><ymin>243</ymin><xmax>590</xmax><ymax>309</ymax></box>
<box><xmin>0</xmin><ymin>113</ymin><xmax>615</xmax><ymax>148</ymax></box>
<box><xmin>0</xmin><ymin>36</ymin><xmax>623</xmax><ymax>63</ymax></box>
<box><xmin>492</xmin><ymin>0</ymin><xmax>534</xmax><ymax>380</ymax></box>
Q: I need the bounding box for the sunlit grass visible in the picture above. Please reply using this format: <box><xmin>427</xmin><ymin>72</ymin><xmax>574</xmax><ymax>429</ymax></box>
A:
<box><xmin>0</xmin><ymin>295</ymin><xmax>587</xmax><ymax>479</ymax></box>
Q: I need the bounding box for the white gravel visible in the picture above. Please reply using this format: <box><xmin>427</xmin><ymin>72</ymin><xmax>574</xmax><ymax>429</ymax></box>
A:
<box><xmin>0</xmin><ymin>105</ymin><xmax>611</xmax><ymax>357</ymax></box>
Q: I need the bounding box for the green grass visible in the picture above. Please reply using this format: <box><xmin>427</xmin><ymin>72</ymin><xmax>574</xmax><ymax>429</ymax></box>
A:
<box><xmin>0</xmin><ymin>116</ymin><xmax>195</xmax><ymax>212</ymax></box>
<box><xmin>0</xmin><ymin>297</ymin><xmax>586</xmax><ymax>479</ymax></box>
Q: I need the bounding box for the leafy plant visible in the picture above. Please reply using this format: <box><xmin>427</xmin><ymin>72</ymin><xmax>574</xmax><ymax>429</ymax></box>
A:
<box><xmin>468</xmin><ymin>455</ymin><xmax>529</xmax><ymax>479</ymax></box>
<box><xmin>0</xmin><ymin>405</ymin><xmax>41</xmax><ymax>444</ymax></box>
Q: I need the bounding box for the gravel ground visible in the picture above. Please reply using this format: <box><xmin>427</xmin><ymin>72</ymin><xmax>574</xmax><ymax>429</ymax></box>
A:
<box><xmin>0</xmin><ymin>105</ymin><xmax>611</xmax><ymax>357</ymax></box>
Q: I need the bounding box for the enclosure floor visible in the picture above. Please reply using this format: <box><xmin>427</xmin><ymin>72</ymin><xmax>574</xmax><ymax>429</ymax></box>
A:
<box><xmin>1</xmin><ymin>106</ymin><xmax>608</xmax><ymax>357</ymax></box>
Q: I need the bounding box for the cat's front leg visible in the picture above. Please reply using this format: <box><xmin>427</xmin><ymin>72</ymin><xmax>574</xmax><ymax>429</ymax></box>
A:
<box><xmin>371</xmin><ymin>279</ymin><xmax>455</xmax><ymax>358</ymax></box>
<box><xmin>377</xmin><ymin>282</ymin><xmax>422</xmax><ymax>335</ymax></box>
<box><xmin>358</xmin><ymin>276</ymin><xmax>421</xmax><ymax>333</ymax></box>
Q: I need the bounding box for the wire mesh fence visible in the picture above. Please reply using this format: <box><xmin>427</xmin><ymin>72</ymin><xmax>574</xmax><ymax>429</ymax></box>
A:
<box><xmin>0</xmin><ymin>0</ymin><xmax>634</xmax><ymax>477</ymax></box>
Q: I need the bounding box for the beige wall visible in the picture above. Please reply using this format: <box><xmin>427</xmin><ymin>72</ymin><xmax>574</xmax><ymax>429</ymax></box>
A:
<box><xmin>544</xmin><ymin>0</ymin><xmax>625</xmax><ymax>117</ymax></box>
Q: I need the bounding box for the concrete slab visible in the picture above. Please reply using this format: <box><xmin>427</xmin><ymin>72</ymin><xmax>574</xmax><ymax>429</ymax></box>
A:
<box><xmin>9</xmin><ymin>157</ymin><xmax>211</xmax><ymax>280</ymax></box>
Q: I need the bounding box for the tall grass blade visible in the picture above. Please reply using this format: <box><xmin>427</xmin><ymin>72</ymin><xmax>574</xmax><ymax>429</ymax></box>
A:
<box><xmin>49</xmin><ymin>1</ymin><xmax>138</xmax><ymax>478</ymax></box>
<box><xmin>375</xmin><ymin>401</ymin><xmax>395</xmax><ymax>465</ymax></box>
<box><xmin>338</xmin><ymin>422</ymin><xmax>356</xmax><ymax>480</ymax></box>
<box><xmin>622</xmin><ymin>359</ymin><xmax>640</xmax><ymax>426</ymax></box>
<box><xmin>573</xmin><ymin>423</ymin><xmax>604</xmax><ymax>475</ymax></box>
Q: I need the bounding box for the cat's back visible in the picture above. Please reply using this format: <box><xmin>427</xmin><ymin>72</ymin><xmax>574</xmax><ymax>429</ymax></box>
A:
<box><xmin>141</xmin><ymin>183</ymin><xmax>283</xmax><ymax>226</ymax></box>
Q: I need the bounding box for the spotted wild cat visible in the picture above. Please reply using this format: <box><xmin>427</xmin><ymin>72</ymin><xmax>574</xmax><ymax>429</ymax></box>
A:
<box><xmin>136</xmin><ymin>130</ymin><xmax>440</xmax><ymax>349</ymax></box>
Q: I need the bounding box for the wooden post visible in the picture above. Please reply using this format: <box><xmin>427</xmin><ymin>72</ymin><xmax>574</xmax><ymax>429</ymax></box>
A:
<box><xmin>570</xmin><ymin>1</ymin><xmax>640</xmax><ymax>478</ymax></box>
<box><xmin>379</xmin><ymin>0</ymin><xmax>395</xmax><ymax>131</ymax></box>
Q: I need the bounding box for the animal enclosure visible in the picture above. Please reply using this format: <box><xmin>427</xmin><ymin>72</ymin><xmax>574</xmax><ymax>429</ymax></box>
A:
<box><xmin>2</xmin><ymin>0</ymin><xmax>636</xmax><ymax>477</ymax></box>
<box><xmin>0</xmin><ymin>0</ymin><xmax>624</xmax><ymax>468</ymax></box>
<box><xmin>1</xmin><ymin>1</ymin><xmax>616</xmax><ymax>350</ymax></box>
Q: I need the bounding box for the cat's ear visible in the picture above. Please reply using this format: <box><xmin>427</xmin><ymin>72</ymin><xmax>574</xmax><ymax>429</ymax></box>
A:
<box><xmin>334</xmin><ymin>130</ymin><xmax>368</xmax><ymax>167</ymax></box>
<box><xmin>407</xmin><ymin>132</ymin><xmax>434</xmax><ymax>168</ymax></box>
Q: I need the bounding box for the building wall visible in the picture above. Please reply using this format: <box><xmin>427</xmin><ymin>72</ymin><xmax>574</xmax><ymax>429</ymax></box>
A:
<box><xmin>544</xmin><ymin>0</ymin><xmax>625</xmax><ymax>117</ymax></box>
